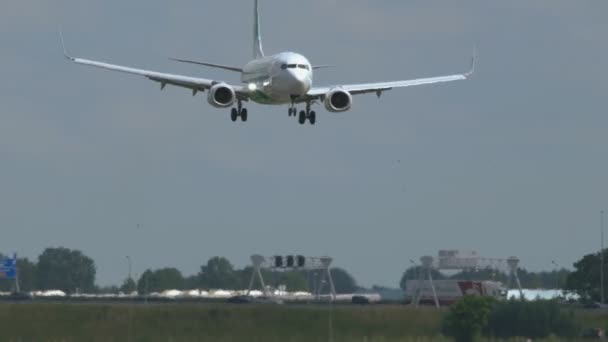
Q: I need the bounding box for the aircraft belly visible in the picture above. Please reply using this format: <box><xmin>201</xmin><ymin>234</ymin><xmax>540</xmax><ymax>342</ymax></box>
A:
<box><xmin>249</xmin><ymin>87</ymin><xmax>289</xmax><ymax>105</ymax></box>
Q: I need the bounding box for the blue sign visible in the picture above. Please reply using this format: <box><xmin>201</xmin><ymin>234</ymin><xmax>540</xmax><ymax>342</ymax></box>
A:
<box><xmin>2</xmin><ymin>259</ymin><xmax>15</xmax><ymax>267</ymax></box>
<box><xmin>0</xmin><ymin>258</ymin><xmax>16</xmax><ymax>279</ymax></box>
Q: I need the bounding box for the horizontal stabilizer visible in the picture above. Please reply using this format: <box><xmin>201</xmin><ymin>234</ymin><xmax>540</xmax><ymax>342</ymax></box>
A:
<box><xmin>169</xmin><ymin>58</ymin><xmax>243</xmax><ymax>73</ymax></box>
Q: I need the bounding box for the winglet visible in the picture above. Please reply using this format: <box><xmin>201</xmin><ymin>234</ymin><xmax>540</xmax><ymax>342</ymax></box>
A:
<box><xmin>59</xmin><ymin>31</ymin><xmax>75</xmax><ymax>61</ymax></box>
<box><xmin>464</xmin><ymin>45</ymin><xmax>477</xmax><ymax>78</ymax></box>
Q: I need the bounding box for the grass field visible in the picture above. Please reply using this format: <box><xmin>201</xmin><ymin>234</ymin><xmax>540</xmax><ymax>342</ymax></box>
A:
<box><xmin>0</xmin><ymin>302</ymin><xmax>604</xmax><ymax>342</ymax></box>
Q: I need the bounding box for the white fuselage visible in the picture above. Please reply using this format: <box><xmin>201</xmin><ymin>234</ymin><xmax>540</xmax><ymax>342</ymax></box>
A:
<box><xmin>241</xmin><ymin>52</ymin><xmax>312</xmax><ymax>105</ymax></box>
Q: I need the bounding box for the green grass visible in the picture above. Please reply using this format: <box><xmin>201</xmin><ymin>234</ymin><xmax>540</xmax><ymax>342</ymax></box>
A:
<box><xmin>0</xmin><ymin>303</ymin><xmax>604</xmax><ymax>342</ymax></box>
<box><xmin>0</xmin><ymin>303</ymin><xmax>442</xmax><ymax>342</ymax></box>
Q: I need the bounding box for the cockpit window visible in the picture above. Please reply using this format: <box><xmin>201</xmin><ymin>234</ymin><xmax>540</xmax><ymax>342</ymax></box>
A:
<box><xmin>282</xmin><ymin>64</ymin><xmax>308</xmax><ymax>70</ymax></box>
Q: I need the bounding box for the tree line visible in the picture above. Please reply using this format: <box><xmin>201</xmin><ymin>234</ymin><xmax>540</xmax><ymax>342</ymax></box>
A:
<box><xmin>1</xmin><ymin>247</ymin><xmax>607</xmax><ymax>302</ymax></box>
<box><xmin>399</xmin><ymin>249</ymin><xmax>608</xmax><ymax>302</ymax></box>
<box><xmin>123</xmin><ymin>256</ymin><xmax>357</xmax><ymax>295</ymax></box>
<box><xmin>0</xmin><ymin>249</ymin><xmax>357</xmax><ymax>295</ymax></box>
<box><xmin>0</xmin><ymin>248</ymin><xmax>95</xmax><ymax>294</ymax></box>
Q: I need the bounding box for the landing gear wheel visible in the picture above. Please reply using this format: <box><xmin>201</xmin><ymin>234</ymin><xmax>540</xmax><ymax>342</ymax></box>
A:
<box><xmin>309</xmin><ymin>111</ymin><xmax>316</xmax><ymax>125</ymax></box>
<box><xmin>288</xmin><ymin>108</ymin><xmax>294</xmax><ymax>116</ymax></box>
<box><xmin>241</xmin><ymin>108</ymin><xmax>248</xmax><ymax>122</ymax></box>
<box><xmin>231</xmin><ymin>108</ymin><xmax>238</xmax><ymax>122</ymax></box>
<box><xmin>298</xmin><ymin>111</ymin><xmax>306</xmax><ymax>125</ymax></box>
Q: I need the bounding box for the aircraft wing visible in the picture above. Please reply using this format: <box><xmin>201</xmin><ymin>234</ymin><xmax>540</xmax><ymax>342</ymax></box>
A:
<box><xmin>169</xmin><ymin>58</ymin><xmax>244</xmax><ymax>73</ymax></box>
<box><xmin>61</xmin><ymin>35</ymin><xmax>246</xmax><ymax>97</ymax></box>
<box><xmin>305</xmin><ymin>50</ymin><xmax>475</xmax><ymax>100</ymax></box>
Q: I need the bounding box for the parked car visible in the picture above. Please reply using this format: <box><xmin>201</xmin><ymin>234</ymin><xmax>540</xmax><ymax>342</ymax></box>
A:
<box><xmin>352</xmin><ymin>295</ymin><xmax>371</xmax><ymax>305</ymax></box>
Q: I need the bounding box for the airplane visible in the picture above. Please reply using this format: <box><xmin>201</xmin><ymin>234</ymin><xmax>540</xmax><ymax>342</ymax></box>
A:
<box><xmin>61</xmin><ymin>0</ymin><xmax>475</xmax><ymax>126</ymax></box>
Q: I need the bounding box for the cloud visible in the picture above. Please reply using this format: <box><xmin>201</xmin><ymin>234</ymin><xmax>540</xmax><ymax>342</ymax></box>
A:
<box><xmin>0</xmin><ymin>0</ymin><xmax>120</xmax><ymax>34</ymax></box>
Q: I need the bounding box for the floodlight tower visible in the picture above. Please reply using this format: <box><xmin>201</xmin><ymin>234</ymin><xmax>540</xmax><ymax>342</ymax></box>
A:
<box><xmin>247</xmin><ymin>255</ymin><xmax>269</xmax><ymax>297</ymax></box>
<box><xmin>507</xmin><ymin>257</ymin><xmax>524</xmax><ymax>300</ymax></box>
<box><xmin>412</xmin><ymin>256</ymin><xmax>440</xmax><ymax>308</ymax></box>
<box><xmin>316</xmin><ymin>257</ymin><xmax>337</xmax><ymax>301</ymax></box>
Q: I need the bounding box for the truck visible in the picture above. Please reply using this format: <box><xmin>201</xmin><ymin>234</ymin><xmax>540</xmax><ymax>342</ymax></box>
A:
<box><xmin>405</xmin><ymin>280</ymin><xmax>507</xmax><ymax>305</ymax></box>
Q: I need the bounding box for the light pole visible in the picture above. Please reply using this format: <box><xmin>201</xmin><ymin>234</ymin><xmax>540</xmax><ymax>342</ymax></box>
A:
<box><xmin>145</xmin><ymin>270</ymin><xmax>149</xmax><ymax>304</ymax></box>
<box><xmin>551</xmin><ymin>260</ymin><xmax>560</xmax><ymax>292</ymax></box>
<box><xmin>126</xmin><ymin>256</ymin><xmax>132</xmax><ymax>281</ymax></box>
<box><xmin>126</xmin><ymin>256</ymin><xmax>134</xmax><ymax>342</ymax></box>
<box><xmin>601</xmin><ymin>210</ymin><xmax>605</xmax><ymax>305</ymax></box>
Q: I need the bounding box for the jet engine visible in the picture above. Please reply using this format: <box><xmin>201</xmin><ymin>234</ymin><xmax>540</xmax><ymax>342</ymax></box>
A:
<box><xmin>324</xmin><ymin>88</ymin><xmax>352</xmax><ymax>113</ymax></box>
<box><xmin>207</xmin><ymin>83</ymin><xmax>236</xmax><ymax>108</ymax></box>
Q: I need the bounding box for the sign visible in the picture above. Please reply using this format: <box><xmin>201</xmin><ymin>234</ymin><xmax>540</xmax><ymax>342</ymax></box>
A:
<box><xmin>0</xmin><ymin>258</ymin><xmax>17</xmax><ymax>279</ymax></box>
<box><xmin>438</xmin><ymin>250</ymin><xmax>479</xmax><ymax>270</ymax></box>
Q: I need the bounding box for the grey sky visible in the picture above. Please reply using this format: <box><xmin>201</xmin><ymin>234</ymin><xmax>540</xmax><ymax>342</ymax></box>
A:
<box><xmin>1</xmin><ymin>0</ymin><xmax>607</xmax><ymax>287</ymax></box>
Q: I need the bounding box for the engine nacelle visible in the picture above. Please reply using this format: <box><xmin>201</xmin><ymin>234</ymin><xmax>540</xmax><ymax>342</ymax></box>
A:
<box><xmin>324</xmin><ymin>88</ymin><xmax>352</xmax><ymax>113</ymax></box>
<box><xmin>207</xmin><ymin>83</ymin><xmax>236</xmax><ymax>108</ymax></box>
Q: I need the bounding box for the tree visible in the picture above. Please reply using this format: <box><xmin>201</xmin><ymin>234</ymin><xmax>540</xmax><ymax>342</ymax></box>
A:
<box><xmin>16</xmin><ymin>258</ymin><xmax>37</xmax><ymax>292</ymax></box>
<box><xmin>235</xmin><ymin>266</ymin><xmax>255</xmax><ymax>290</ymax></box>
<box><xmin>450</xmin><ymin>268</ymin><xmax>509</xmax><ymax>284</ymax></box>
<box><xmin>36</xmin><ymin>247</ymin><xmax>96</xmax><ymax>294</ymax></box>
<box><xmin>0</xmin><ymin>254</ymin><xmax>37</xmax><ymax>292</ymax></box>
<box><xmin>515</xmin><ymin>268</ymin><xmax>571</xmax><ymax>289</ymax></box>
<box><xmin>485</xmin><ymin>300</ymin><xmax>580</xmax><ymax>339</ymax></box>
<box><xmin>120</xmin><ymin>277</ymin><xmax>137</xmax><ymax>293</ymax></box>
<box><xmin>275</xmin><ymin>271</ymin><xmax>308</xmax><ymax>292</ymax></box>
<box><xmin>97</xmin><ymin>285</ymin><xmax>120</xmax><ymax>294</ymax></box>
<box><xmin>137</xmin><ymin>268</ymin><xmax>185</xmax><ymax>294</ymax></box>
<box><xmin>442</xmin><ymin>296</ymin><xmax>496</xmax><ymax>342</ymax></box>
<box><xmin>515</xmin><ymin>268</ymin><xmax>543</xmax><ymax>289</ymax></box>
<box><xmin>329</xmin><ymin>268</ymin><xmax>357</xmax><ymax>294</ymax></box>
<box><xmin>399</xmin><ymin>266</ymin><xmax>446</xmax><ymax>291</ymax></box>
<box><xmin>303</xmin><ymin>269</ymin><xmax>356</xmax><ymax>295</ymax></box>
<box><xmin>183</xmin><ymin>275</ymin><xmax>200</xmax><ymax>290</ymax></box>
<box><xmin>198</xmin><ymin>257</ymin><xmax>239</xmax><ymax>290</ymax></box>
<box><xmin>566</xmin><ymin>249</ymin><xmax>608</xmax><ymax>301</ymax></box>
<box><xmin>236</xmin><ymin>266</ymin><xmax>278</xmax><ymax>292</ymax></box>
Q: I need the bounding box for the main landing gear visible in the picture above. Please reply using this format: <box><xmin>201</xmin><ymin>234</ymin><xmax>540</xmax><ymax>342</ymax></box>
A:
<box><xmin>231</xmin><ymin>101</ymin><xmax>248</xmax><ymax>122</ymax></box>
<box><xmin>289</xmin><ymin>102</ymin><xmax>316</xmax><ymax>125</ymax></box>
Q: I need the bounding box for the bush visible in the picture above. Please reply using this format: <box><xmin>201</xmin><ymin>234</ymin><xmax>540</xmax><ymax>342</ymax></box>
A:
<box><xmin>485</xmin><ymin>300</ymin><xmax>580</xmax><ymax>339</ymax></box>
<box><xmin>442</xmin><ymin>296</ymin><xmax>496</xmax><ymax>342</ymax></box>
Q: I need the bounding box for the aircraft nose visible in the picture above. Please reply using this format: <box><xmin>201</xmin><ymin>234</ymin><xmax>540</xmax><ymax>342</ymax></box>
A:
<box><xmin>288</xmin><ymin>70</ymin><xmax>311</xmax><ymax>94</ymax></box>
